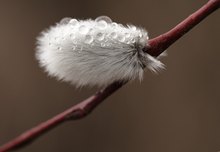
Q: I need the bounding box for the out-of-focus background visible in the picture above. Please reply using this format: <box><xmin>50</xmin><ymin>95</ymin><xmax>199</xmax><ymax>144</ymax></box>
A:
<box><xmin>0</xmin><ymin>0</ymin><xmax>220</xmax><ymax>152</ymax></box>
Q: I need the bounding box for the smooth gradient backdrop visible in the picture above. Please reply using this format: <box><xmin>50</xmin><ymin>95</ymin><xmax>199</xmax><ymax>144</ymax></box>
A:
<box><xmin>0</xmin><ymin>0</ymin><xmax>220</xmax><ymax>152</ymax></box>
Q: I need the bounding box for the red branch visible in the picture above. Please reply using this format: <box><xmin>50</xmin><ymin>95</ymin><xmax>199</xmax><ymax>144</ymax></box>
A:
<box><xmin>147</xmin><ymin>0</ymin><xmax>220</xmax><ymax>56</ymax></box>
<box><xmin>0</xmin><ymin>0</ymin><xmax>219</xmax><ymax>151</ymax></box>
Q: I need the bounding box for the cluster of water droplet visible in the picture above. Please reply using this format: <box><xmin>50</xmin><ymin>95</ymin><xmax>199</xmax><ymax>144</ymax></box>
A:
<box><xmin>74</xmin><ymin>16</ymin><xmax>111</xmax><ymax>48</ymax></box>
<box><xmin>36</xmin><ymin>16</ymin><xmax>166</xmax><ymax>88</ymax></box>
<box><xmin>44</xmin><ymin>16</ymin><xmax>148</xmax><ymax>54</ymax></box>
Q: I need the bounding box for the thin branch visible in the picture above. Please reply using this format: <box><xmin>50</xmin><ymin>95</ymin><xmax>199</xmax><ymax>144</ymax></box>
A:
<box><xmin>146</xmin><ymin>0</ymin><xmax>220</xmax><ymax>56</ymax></box>
<box><xmin>0</xmin><ymin>81</ymin><xmax>126</xmax><ymax>152</ymax></box>
<box><xmin>0</xmin><ymin>0</ymin><xmax>219</xmax><ymax>151</ymax></box>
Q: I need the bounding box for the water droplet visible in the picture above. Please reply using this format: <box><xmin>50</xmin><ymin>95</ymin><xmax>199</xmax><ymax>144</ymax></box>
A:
<box><xmin>146</xmin><ymin>35</ymin><xmax>149</xmax><ymax>40</ymax></box>
<box><xmin>110</xmin><ymin>32</ymin><xmax>117</xmax><ymax>39</ymax></box>
<box><xmin>101</xmin><ymin>43</ymin><xmax>106</xmax><ymax>47</ymax></box>
<box><xmin>71</xmin><ymin>45</ymin><xmax>76</xmax><ymax>51</ymax></box>
<box><xmin>111</xmin><ymin>22</ymin><xmax>118</xmax><ymax>28</ymax></box>
<box><xmin>89</xmin><ymin>28</ymin><xmax>93</xmax><ymax>33</ymax></box>
<box><xmin>44</xmin><ymin>33</ymin><xmax>49</xmax><ymax>37</ymax></box>
<box><xmin>60</xmin><ymin>17</ymin><xmax>72</xmax><ymax>24</ymax></box>
<box><xmin>118</xmin><ymin>35</ymin><xmax>125</xmax><ymax>42</ymax></box>
<box><xmin>77</xmin><ymin>46</ymin><xmax>83</xmax><ymax>53</ymax></box>
<box><xmin>139</xmin><ymin>38</ymin><xmax>146</xmax><ymax>45</ymax></box>
<box><xmin>138</xmin><ymin>33</ymin><xmax>143</xmax><ymax>38</ymax></box>
<box><xmin>85</xmin><ymin>35</ymin><xmax>93</xmax><ymax>44</ymax></box>
<box><xmin>96</xmin><ymin>32</ymin><xmax>104</xmax><ymax>41</ymax></box>
<box><xmin>69</xmin><ymin>19</ymin><xmax>78</xmax><ymax>26</ymax></box>
<box><xmin>118</xmin><ymin>24</ymin><xmax>124</xmax><ymax>28</ymax></box>
<box><xmin>79</xmin><ymin>25</ymin><xmax>89</xmax><ymax>34</ymax></box>
<box><xmin>131</xmin><ymin>26</ymin><xmax>136</xmax><ymax>31</ymax></box>
<box><xmin>57</xmin><ymin>47</ymin><xmax>62</xmax><ymax>51</ymax></box>
<box><xmin>97</xmin><ymin>20</ymin><xmax>107</xmax><ymax>29</ymax></box>
<box><xmin>130</xmin><ymin>38</ymin><xmax>136</xmax><ymax>43</ymax></box>
<box><xmin>125</xmin><ymin>33</ymin><xmax>130</xmax><ymax>38</ymax></box>
<box><xmin>69</xmin><ymin>34</ymin><xmax>75</xmax><ymax>41</ymax></box>
<box><xmin>127</xmin><ymin>25</ymin><xmax>137</xmax><ymax>31</ymax></box>
<box><xmin>95</xmin><ymin>16</ymin><xmax>112</xmax><ymax>23</ymax></box>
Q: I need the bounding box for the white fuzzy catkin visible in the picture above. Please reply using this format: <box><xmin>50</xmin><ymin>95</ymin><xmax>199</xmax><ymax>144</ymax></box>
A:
<box><xmin>36</xmin><ymin>16</ymin><xmax>165</xmax><ymax>87</ymax></box>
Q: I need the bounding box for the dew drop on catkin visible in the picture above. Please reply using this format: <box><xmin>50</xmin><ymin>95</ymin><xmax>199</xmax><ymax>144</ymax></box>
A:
<box><xmin>36</xmin><ymin>16</ymin><xmax>165</xmax><ymax>87</ymax></box>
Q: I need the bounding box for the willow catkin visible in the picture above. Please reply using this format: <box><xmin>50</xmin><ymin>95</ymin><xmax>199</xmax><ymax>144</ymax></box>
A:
<box><xmin>36</xmin><ymin>16</ymin><xmax>165</xmax><ymax>87</ymax></box>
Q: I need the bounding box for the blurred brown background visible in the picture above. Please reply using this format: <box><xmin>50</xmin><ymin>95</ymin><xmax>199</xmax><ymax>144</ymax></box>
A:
<box><xmin>0</xmin><ymin>0</ymin><xmax>220</xmax><ymax>152</ymax></box>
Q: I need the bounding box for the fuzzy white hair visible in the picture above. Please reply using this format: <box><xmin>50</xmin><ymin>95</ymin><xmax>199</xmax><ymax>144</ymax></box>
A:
<box><xmin>36</xmin><ymin>16</ymin><xmax>165</xmax><ymax>87</ymax></box>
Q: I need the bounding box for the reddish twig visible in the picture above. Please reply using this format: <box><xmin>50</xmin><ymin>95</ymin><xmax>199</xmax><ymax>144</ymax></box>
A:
<box><xmin>0</xmin><ymin>0</ymin><xmax>219</xmax><ymax>151</ymax></box>
<box><xmin>0</xmin><ymin>81</ymin><xmax>126</xmax><ymax>152</ymax></box>
<box><xmin>146</xmin><ymin>0</ymin><xmax>220</xmax><ymax>56</ymax></box>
